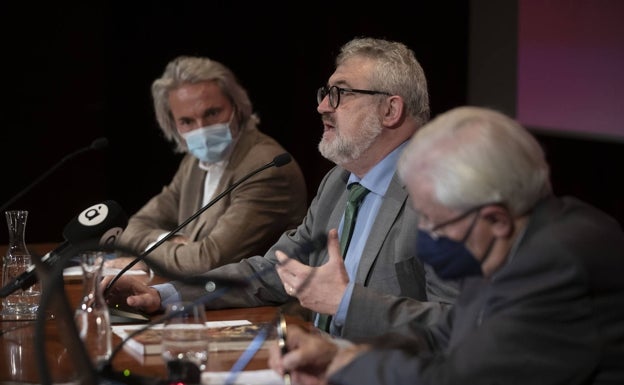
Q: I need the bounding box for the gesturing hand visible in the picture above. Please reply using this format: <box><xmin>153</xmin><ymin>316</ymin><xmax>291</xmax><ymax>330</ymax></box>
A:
<box><xmin>275</xmin><ymin>229</ymin><xmax>349</xmax><ymax>315</ymax></box>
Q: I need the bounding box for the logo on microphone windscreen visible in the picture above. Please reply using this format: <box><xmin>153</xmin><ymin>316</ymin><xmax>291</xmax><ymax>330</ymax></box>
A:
<box><xmin>63</xmin><ymin>200</ymin><xmax>128</xmax><ymax>244</ymax></box>
<box><xmin>100</xmin><ymin>227</ymin><xmax>123</xmax><ymax>245</ymax></box>
<box><xmin>78</xmin><ymin>202</ymin><xmax>109</xmax><ymax>226</ymax></box>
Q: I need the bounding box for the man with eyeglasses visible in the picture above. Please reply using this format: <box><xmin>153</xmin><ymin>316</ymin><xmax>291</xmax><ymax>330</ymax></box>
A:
<box><xmin>105</xmin><ymin>37</ymin><xmax>459</xmax><ymax>340</ymax></box>
<box><xmin>268</xmin><ymin>106</ymin><xmax>624</xmax><ymax>385</ymax></box>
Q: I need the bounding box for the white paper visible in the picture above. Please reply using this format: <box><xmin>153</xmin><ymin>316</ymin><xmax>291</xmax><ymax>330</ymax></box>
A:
<box><xmin>63</xmin><ymin>265</ymin><xmax>148</xmax><ymax>277</ymax></box>
<box><xmin>202</xmin><ymin>369</ymin><xmax>285</xmax><ymax>385</ymax></box>
<box><xmin>111</xmin><ymin>320</ymin><xmax>255</xmax><ymax>355</ymax></box>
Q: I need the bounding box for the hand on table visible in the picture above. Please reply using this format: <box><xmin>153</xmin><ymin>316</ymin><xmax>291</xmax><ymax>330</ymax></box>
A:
<box><xmin>102</xmin><ymin>274</ymin><xmax>162</xmax><ymax>314</ymax></box>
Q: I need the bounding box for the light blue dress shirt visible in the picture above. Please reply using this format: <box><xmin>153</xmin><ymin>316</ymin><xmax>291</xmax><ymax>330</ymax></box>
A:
<box><xmin>328</xmin><ymin>142</ymin><xmax>407</xmax><ymax>334</ymax></box>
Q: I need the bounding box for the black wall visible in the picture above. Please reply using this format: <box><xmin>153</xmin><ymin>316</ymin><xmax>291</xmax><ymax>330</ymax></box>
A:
<box><xmin>0</xmin><ymin>1</ymin><xmax>621</xmax><ymax>244</ymax></box>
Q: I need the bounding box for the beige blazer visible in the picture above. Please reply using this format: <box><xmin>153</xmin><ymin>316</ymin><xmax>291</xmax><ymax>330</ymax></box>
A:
<box><xmin>117</xmin><ymin>126</ymin><xmax>307</xmax><ymax>274</ymax></box>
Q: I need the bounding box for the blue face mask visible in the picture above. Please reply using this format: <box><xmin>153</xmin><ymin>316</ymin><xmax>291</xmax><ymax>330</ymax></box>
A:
<box><xmin>416</xmin><ymin>229</ymin><xmax>483</xmax><ymax>280</ymax></box>
<box><xmin>415</xmin><ymin>206</ymin><xmax>492</xmax><ymax>280</ymax></box>
<box><xmin>183</xmin><ymin>122</ymin><xmax>233</xmax><ymax>163</ymax></box>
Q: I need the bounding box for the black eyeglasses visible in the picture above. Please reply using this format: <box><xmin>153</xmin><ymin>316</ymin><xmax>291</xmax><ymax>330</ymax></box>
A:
<box><xmin>317</xmin><ymin>85</ymin><xmax>391</xmax><ymax>109</ymax></box>
<box><xmin>419</xmin><ymin>202</ymin><xmax>502</xmax><ymax>240</ymax></box>
<box><xmin>423</xmin><ymin>206</ymin><xmax>482</xmax><ymax>241</ymax></box>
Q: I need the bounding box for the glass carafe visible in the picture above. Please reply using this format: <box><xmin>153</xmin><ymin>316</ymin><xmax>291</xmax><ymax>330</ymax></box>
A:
<box><xmin>74</xmin><ymin>250</ymin><xmax>112</xmax><ymax>367</ymax></box>
<box><xmin>1</xmin><ymin>210</ymin><xmax>40</xmax><ymax>319</ymax></box>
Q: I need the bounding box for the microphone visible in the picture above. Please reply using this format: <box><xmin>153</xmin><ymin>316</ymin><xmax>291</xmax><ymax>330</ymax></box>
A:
<box><xmin>104</xmin><ymin>152</ymin><xmax>293</xmax><ymax>294</ymax></box>
<box><xmin>0</xmin><ymin>200</ymin><xmax>128</xmax><ymax>298</ymax></box>
<box><xmin>0</xmin><ymin>137</ymin><xmax>109</xmax><ymax>213</ymax></box>
<box><xmin>271</xmin><ymin>152</ymin><xmax>292</xmax><ymax>167</ymax></box>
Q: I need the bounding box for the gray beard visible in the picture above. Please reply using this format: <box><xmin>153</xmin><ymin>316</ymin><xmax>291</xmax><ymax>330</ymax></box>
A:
<box><xmin>318</xmin><ymin>114</ymin><xmax>383</xmax><ymax>165</ymax></box>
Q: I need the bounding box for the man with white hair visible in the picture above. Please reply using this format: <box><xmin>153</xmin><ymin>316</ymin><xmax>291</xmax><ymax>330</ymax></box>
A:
<box><xmin>269</xmin><ymin>106</ymin><xmax>624</xmax><ymax>385</ymax></box>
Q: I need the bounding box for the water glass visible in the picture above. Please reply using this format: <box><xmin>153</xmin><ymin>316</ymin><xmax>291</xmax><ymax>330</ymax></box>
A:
<box><xmin>161</xmin><ymin>302</ymin><xmax>209</xmax><ymax>383</ymax></box>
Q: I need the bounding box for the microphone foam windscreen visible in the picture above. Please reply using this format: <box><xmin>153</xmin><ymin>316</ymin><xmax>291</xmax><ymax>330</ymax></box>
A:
<box><xmin>62</xmin><ymin>200</ymin><xmax>128</xmax><ymax>245</ymax></box>
<box><xmin>91</xmin><ymin>137</ymin><xmax>109</xmax><ymax>150</ymax></box>
<box><xmin>273</xmin><ymin>153</ymin><xmax>292</xmax><ymax>167</ymax></box>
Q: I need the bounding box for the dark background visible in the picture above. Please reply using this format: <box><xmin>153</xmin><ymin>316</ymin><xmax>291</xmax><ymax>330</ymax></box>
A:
<box><xmin>0</xmin><ymin>1</ymin><xmax>622</xmax><ymax>244</ymax></box>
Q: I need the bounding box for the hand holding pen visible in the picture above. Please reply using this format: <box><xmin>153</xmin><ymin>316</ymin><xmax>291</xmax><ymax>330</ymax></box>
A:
<box><xmin>270</xmin><ymin>313</ymin><xmax>343</xmax><ymax>385</ymax></box>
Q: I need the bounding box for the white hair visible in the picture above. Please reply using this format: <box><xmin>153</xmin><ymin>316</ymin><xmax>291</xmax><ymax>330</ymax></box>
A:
<box><xmin>398</xmin><ymin>106</ymin><xmax>552</xmax><ymax>216</ymax></box>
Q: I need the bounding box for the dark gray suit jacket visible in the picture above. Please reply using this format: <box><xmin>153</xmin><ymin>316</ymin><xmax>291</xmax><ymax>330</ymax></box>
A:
<box><xmin>174</xmin><ymin>165</ymin><xmax>458</xmax><ymax>340</ymax></box>
<box><xmin>330</xmin><ymin>196</ymin><xmax>624</xmax><ymax>384</ymax></box>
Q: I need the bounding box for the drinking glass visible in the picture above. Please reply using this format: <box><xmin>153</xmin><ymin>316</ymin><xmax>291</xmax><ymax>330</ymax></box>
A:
<box><xmin>161</xmin><ymin>302</ymin><xmax>209</xmax><ymax>384</ymax></box>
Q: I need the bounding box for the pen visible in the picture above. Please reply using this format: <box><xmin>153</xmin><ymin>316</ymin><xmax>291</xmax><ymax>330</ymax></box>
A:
<box><xmin>277</xmin><ymin>311</ymin><xmax>291</xmax><ymax>385</ymax></box>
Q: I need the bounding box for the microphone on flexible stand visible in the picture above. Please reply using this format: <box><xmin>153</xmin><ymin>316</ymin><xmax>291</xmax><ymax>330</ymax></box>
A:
<box><xmin>0</xmin><ymin>137</ymin><xmax>108</xmax><ymax>213</ymax></box>
<box><xmin>0</xmin><ymin>199</ymin><xmax>128</xmax><ymax>298</ymax></box>
<box><xmin>93</xmin><ymin>153</ymin><xmax>306</xmax><ymax>383</ymax></box>
<box><xmin>103</xmin><ymin>152</ymin><xmax>293</xmax><ymax>297</ymax></box>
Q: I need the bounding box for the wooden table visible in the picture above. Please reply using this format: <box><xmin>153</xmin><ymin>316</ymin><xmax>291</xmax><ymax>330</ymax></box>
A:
<box><xmin>0</xmin><ymin>247</ymin><xmax>308</xmax><ymax>384</ymax></box>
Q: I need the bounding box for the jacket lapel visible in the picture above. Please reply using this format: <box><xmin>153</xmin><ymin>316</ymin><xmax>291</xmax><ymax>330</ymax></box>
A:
<box><xmin>354</xmin><ymin>173</ymin><xmax>407</xmax><ymax>281</ymax></box>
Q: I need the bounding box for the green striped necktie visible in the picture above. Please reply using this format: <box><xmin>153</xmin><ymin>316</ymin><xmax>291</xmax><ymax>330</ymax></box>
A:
<box><xmin>318</xmin><ymin>182</ymin><xmax>370</xmax><ymax>332</ymax></box>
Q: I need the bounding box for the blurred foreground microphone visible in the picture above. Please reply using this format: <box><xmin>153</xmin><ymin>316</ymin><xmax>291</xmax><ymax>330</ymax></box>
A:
<box><xmin>104</xmin><ymin>153</ymin><xmax>292</xmax><ymax>294</ymax></box>
<box><xmin>0</xmin><ymin>200</ymin><xmax>128</xmax><ymax>298</ymax></box>
<box><xmin>0</xmin><ymin>137</ymin><xmax>108</xmax><ymax>213</ymax></box>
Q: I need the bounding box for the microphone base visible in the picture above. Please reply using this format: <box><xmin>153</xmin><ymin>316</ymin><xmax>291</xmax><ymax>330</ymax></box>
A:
<box><xmin>109</xmin><ymin>305</ymin><xmax>150</xmax><ymax>324</ymax></box>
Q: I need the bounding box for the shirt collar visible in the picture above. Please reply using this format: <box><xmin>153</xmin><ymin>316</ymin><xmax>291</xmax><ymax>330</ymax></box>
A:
<box><xmin>347</xmin><ymin>141</ymin><xmax>409</xmax><ymax>196</ymax></box>
<box><xmin>198</xmin><ymin>159</ymin><xmax>228</xmax><ymax>172</ymax></box>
